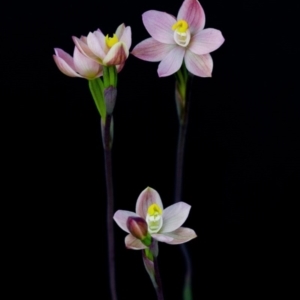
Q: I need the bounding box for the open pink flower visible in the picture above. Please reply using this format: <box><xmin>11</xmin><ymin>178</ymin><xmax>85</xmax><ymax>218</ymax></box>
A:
<box><xmin>53</xmin><ymin>46</ymin><xmax>102</xmax><ymax>79</ymax></box>
<box><xmin>113</xmin><ymin>187</ymin><xmax>197</xmax><ymax>250</ymax></box>
<box><xmin>73</xmin><ymin>23</ymin><xmax>131</xmax><ymax>69</ymax></box>
<box><xmin>131</xmin><ymin>0</ymin><xmax>224</xmax><ymax>77</ymax></box>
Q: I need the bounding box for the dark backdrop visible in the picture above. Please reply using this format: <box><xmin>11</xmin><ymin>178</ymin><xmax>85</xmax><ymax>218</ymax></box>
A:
<box><xmin>5</xmin><ymin>0</ymin><xmax>299</xmax><ymax>299</ymax></box>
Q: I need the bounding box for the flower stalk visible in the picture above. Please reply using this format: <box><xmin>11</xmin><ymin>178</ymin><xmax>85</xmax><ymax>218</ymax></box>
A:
<box><xmin>174</xmin><ymin>63</ymin><xmax>194</xmax><ymax>300</ymax></box>
<box><xmin>142</xmin><ymin>240</ymin><xmax>164</xmax><ymax>300</ymax></box>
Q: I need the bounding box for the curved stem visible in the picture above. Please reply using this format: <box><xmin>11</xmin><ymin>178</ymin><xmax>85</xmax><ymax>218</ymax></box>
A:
<box><xmin>102</xmin><ymin>115</ymin><xmax>117</xmax><ymax>300</ymax></box>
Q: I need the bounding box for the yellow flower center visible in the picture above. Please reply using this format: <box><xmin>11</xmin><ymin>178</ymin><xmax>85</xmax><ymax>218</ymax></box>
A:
<box><xmin>105</xmin><ymin>34</ymin><xmax>119</xmax><ymax>48</ymax></box>
<box><xmin>146</xmin><ymin>204</ymin><xmax>163</xmax><ymax>234</ymax></box>
<box><xmin>172</xmin><ymin>20</ymin><xmax>189</xmax><ymax>33</ymax></box>
<box><xmin>147</xmin><ymin>203</ymin><xmax>162</xmax><ymax>216</ymax></box>
<box><xmin>172</xmin><ymin>19</ymin><xmax>191</xmax><ymax>47</ymax></box>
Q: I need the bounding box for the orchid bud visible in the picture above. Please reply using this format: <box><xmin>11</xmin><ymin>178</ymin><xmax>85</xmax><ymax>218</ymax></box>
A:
<box><xmin>104</xmin><ymin>86</ymin><xmax>117</xmax><ymax>114</ymax></box>
<box><xmin>127</xmin><ymin>217</ymin><xmax>151</xmax><ymax>246</ymax></box>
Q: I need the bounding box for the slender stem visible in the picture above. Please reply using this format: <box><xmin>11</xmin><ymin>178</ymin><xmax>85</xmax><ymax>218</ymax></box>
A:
<box><xmin>153</xmin><ymin>257</ymin><xmax>164</xmax><ymax>300</ymax></box>
<box><xmin>102</xmin><ymin>115</ymin><xmax>117</xmax><ymax>300</ymax></box>
<box><xmin>152</xmin><ymin>241</ymin><xmax>164</xmax><ymax>300</ymax></box>
<box><xmin>174</xmin><ymin>74</ymin><xmax>194</xmax><ymax>300</ymax></box>
<box><xmin>174</xmin><ymin>120</ymin><xmax>188</xmax><ymax>203</ymax></box>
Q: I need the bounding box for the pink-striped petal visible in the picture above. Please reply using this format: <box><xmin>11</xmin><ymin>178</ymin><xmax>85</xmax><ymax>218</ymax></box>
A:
<box><xmin>184</xmin><ymin>51</ymin><xmax>213</xmax><ymax>77</ymax></box>
<box><xmin>157</xmin><ymin>227</ymin><xmax>197</xmax><ymax>244</ymax></box>
<box><xmin>189</xmin><ymin>28</ymin><xmax>225</xmax><ymax>55</ymax></box>
<box><xmin>151</xmin><ymin>233</ymin><xmax>174</xmax><ymax>243</ymax></box>
<box><xmin>103</xmin><ymin>42</ymin><xmax>128</xmax><ymax>66</ymax></box>
<box><xmin>157</xmin><ymin>46</ymin><xmax>185</xmax><ymax>77</ymax></box>
<box><xmin>116</xmin><ymin>63</ymin><xmax>124</xmax><ymax>73</ymax></box>
<box><xmin>142</xmin><ymin>10</ymin><xmax>176</xmax><ymax>44</ymax></box>
<box><xmin>125</xmin><ymin>234</ymin><xmax>148</xmax><ymax>250</ymax></box>
<box><xmin>95</xmin><ymin>29</ymin><xmax>109</xmax><ymax>55</ymax></box>
<box><xmin>73</xmin><ymin>46</ymin><xmax>102</xmax><ymax>79</ymax></box>
<box><xmin>160</xmin><ymin>202</ymin><xmax>191</xmax><ymax>233</ymax></box>
<box><xmin>115</xmin><ymin>23</ymin><xmax>125</xmax><ymax>39</ymax></box>
<box><xmin>113</xmin><ymin>210</ymin><xmax>140</xmax><ymax>233</ymax></box>
<box><xmin>87</xmin><ymin>32</ymin><xmax>106</xmax><ymax>61</ymax></box>
<box><xmin>72</xmin><ymin>36</ymin><xmax>98</xmax><ymax>60</ymax></box>
<box><xmin>53</xmin><ymin>48</ymin><xmax>81</xmax><ymax>78</ymax></box>
<box><xmin>119</xmin><ymin>26</ymin><xmax>132</xmax><ymax>50</ymax></box>
<box><xmin>177</xmin><ymin>0</ymin><xmax>206</xmax><ymax>33</ymax></box>
<box><xmin>131</xmin><ymin>38</ymin><xmax>175</xmax><ymax>62</ymax></box>
<box><xmin>136</xmin><ymin>187</ymin><xmax>163</xmax><ymax>219</ymax></box>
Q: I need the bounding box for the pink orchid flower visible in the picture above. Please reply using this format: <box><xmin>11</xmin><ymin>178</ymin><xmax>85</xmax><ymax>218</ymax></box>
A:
<box><xmin>53</xmin><ymin>46</ymin><xmax>103</xmax><ymax>79</ymax></box>
<box><xmin>131</xmin><ymin>0</ymin><xmax>224</xmax><ymax>77</ymax></box>
<box><xmin>113</xmin><ymin>187</ymin><xmax>197</xmax><ymax>250</ymax></box>
<box><xmin>73</xmin><ymin>23</ymin><xmax>131</xmax><ymax>69</ymax></box>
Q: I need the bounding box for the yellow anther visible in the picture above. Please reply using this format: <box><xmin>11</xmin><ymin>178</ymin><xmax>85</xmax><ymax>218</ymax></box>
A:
<box><xmin>105</xmin><ymin>34</ymin><xmax>119</xmax><ymax>48</ymax></box>
<box><xmin>147</xmin><ymin>204</ymin><xmax>162</xmax><ymax>216</ymax></box>
<box><xmin>172</xmin><ymin>20</ymin><xmax>189</xmax><ymax>33</ymax></box>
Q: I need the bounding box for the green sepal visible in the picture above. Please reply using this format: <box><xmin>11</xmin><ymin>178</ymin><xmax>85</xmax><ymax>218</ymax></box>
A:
<box><xmin>141</xmin><ymin>233</ymin><xmax>152</xmax><ymax>247</ymax></box>
<box><xmin>145</xmin><ymin>248</ymin><xmax>154</xmax><ymax>261</ymax></box>
<box><xmin>88</xmin><ymin>78</ymin><xmax>106</xmax><ymax>120</ymax></box>
<box><xmin>103</xmin><ymin>66</ymin><xmax>110</xmax><ymax>88</ymax></box>
<box><xmin>103</xmin><ymin>65</ymin><xmax>118</xmax><ymax>88</ymax></box>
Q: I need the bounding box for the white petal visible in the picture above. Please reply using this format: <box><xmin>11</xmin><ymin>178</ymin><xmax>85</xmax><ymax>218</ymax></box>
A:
<box><xmin>151</xmin><ymin>233</ymin><xmax>174</xmax><ymax>243</ymax></box>
<box><xmin>160</xmin><ymin>202</ymin><xmax>191</xmax><ymax>233</ymax></box>
<box><xmin>158</xmin><ymin>227</ymin><xmax>197</xmax><ymax>244</ymax></box>
<box><xmin>125</xmin><ymin>234</ymin><xmax>148</xmax><ymax>250</ymax></box>
<box><xmin>113</xmin><ymin>210</ymin><xmax>139</xmax><ymax>233</ymax></box>
<box><xmin>136</xmin><ymin>187</ymin><xmax>163</xmax><ymax>219</ymax></box>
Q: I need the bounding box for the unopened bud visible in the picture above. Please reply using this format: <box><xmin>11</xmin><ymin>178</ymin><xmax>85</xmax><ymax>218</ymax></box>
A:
<box><xmin>104</xmin><ymin>86</ymin><xmax>117</xmax><ymax>114</ymax></box>
<box><xmin>127</xmin><ymin>217</ymin><xmax>148</xmax><ymax>240</ymax></box>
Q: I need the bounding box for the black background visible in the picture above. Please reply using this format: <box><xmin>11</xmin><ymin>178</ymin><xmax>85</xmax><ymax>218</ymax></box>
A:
<box><xmin>6</xmin><ymin>0</ymin><xmax>299</xmax><ymax>299</ymax></box>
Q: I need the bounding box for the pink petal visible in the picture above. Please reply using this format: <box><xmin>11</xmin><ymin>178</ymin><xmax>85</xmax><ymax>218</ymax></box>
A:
<box><xmin>158</xmin><ymin>227</ymin><xmax>197</xmax><ymax>244</ymax></box>
<box><xmin>160</xmin><ymin>202</ymin><xmax>191</xmax><ymax>233</ymax></box>
<box><xmin>53</xmin><ymin>48</ymin><xmax>81</xmax><ymax>78</ymax></box>
<box><xmin>136</xmin><ymin>187</ymin><xmax>163</xmax><ymax>219</ymax></box>
<box><xmin>119</xmin><ymin>26</ymin><xmax>132</xmax><ymax>50</ymax></box>
<box><xmin>151</xmin><ymin>233</ymin><xmax>174</xmax><ymax>243</ymax></box>
<box><xmin>131</xmin><ymin>38</ymin><xmax>175</xmax><ymax>62</ymax></box>
<box><xmin>184</xmin><ymin>51</ymin><xmax>213</xmax><ymax>77</ymax></box>
<box><xmin>189</xmin><ymin>28</ymin><xmax>225</xmax><ymax>55</ymax></box>
<box><xmin>103</xmin><ymin>42</ymin><xmax>128</xmax><ymax>66</ymax></box>
<box><xmin>95</xmin><ymin>29</ymin><xmax>109</xmax><ymax>54</ymax></box>
<box><xmin>72</xmin><ymin>36</ymin><xmax>98</xmax><ymax>61</ymax></box>
<box><xmin>87</xmin><ymin>32</ymin><xmax>106</xmax><ymax>61</ymax></box>
<box><xmin>142</xmin><ymin>10</ymin><xmax>176</xmax><ymax>44</ymax></box>
<box><xmin>125</xmin><ymin>234</ymin><xmax>148</xmax><ymax>250</ymax></box>
<box><xmin>158</xmin><ymin>46</ymin><xmax>185</xmax><ymax>77</ymax></box>
<box><xmin>113</xmin><ymin>210</ymin><xmax>139</xmax><ymax>233</ymax></box>
<box><xmin>115</xmin><ymin>23</ymin><xmax>125</xmax><ymax>39</ymax></box>
<box><xmin>177</xmin><ymin>0</ymin><xmax>206</xmax><ymax>33</ymax></box>
<box><xmin>116</xmin><ymin>63</ymin><xmax>124</xmax><ymax>73</ymax></box>
<box><xmin>73</xmin><ymin>46</ymin><xmax>102</xmax><ymax>79</ymax></box>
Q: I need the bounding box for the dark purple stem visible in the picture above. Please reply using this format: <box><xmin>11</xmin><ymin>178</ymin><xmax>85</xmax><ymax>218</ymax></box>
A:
<box><xmin>152</xmin><ymin>241</ymin><xmax>164</xmax><ymax>300</ymax></box>
<box><xmin>174</xmin><ymin>75</ymin><xmax>194</xmax><ymax>300</ymax></box>
<box><xmin>102</xmin><ymin>115</ymin><xmax>117</xmax><ymax>300</ymax></box>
